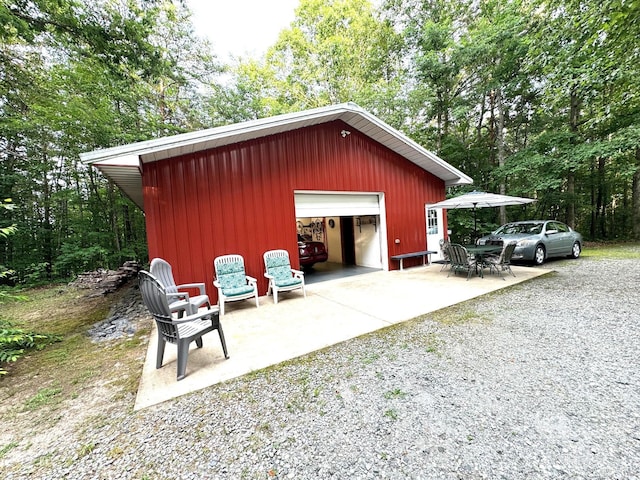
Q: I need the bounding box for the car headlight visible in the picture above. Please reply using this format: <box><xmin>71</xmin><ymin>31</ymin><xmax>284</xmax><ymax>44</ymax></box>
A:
<box><xmin>517</xmin><ymin>239</ymin><xmax>535</xmax><ymax>247</ymax></box>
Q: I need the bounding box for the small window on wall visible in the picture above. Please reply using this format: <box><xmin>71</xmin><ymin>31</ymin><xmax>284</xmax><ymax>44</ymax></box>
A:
<box><xmin>427</xmin><ymin>209</ymin><xmax>439</xmax><ymax>234</ymax></box>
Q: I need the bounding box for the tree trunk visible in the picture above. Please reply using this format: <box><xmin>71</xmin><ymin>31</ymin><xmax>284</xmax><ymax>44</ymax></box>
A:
<box><xmin>567</xmin><ymin>88</ymin><xmax>579</xmax><ymax>227</ymax></box>
<box><xmin>41</xmin><ymin>153</ymin><xmax>53</xmax><ymax>279</ymax></box>
<box><xmin>107</xmin><ymin>181</ymin><xmax>121</xmax><ymax>257</ymax></box>
<box><xmin>496</xmin><ymin>87</ymin><xmax>507</xmax><ymax>225</ymax></box>
<box><xmin>596</xmin><ymin>156</ymin><xmax>606</xmax><ymax>238</ymax></box>
<box><xmin>436</xmin><ymin>90</ymin><xmax>443</xmax><ymax>152</ymax></box>
<box><xmin>488</xmin><ymin>89</ymin><xmax>496</xmax><ymax>165</ymax></box>
<box><xmin>476</xmin><ymin>93</ymin><xmax>486</xmax><ymax>143</ymax></box>
<box><xmin>589</xmin><ymin>160</ymin><xmax>596</xmax><ymax>238</ymax></box>
<box><xmin>633</xmin><ymin>147</ymin><xmax>640</xmax><ymax>240</ymax></box>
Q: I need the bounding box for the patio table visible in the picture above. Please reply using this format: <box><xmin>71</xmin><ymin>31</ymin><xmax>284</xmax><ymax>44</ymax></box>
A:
<box><xmin>465</xmin><ymin>245</ymin><xmax>503</xmax><ymax>277</ymax></box>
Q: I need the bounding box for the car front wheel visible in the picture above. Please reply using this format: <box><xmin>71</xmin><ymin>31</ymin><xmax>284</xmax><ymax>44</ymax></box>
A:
<box><xmin>534</xmin><ymin>244</ymin><xmax>546</xmax><ymax>265</ymax></box>
<box><xmin>570</xmin><ymin>241</ymin><xmax>581</xmax><ymax>259</ymax></box>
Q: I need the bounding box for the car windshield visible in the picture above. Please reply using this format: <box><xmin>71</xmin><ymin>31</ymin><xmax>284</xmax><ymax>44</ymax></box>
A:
<box><xmin>495</xmin><ymin>222</ymin><xmax>543</xmax><ymax>235</ymax></box>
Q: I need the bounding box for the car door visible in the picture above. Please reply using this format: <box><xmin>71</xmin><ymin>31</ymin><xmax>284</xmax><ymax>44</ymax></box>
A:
<box><xmin>554</xmin><ymin>222</ymin><xmax>573</xmax><ymax>255</ymax></box>
<box><xmin>544</xmin><ymin>221</ymin><xmax>563</xmax><ymax>256</ymax></box>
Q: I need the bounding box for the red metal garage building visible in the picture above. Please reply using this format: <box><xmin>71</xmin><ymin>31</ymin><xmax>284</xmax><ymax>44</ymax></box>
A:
<box><xmin>81</xmin><ymin>103</ymin><xmax>472</xmax><ymax>302</ymax></box>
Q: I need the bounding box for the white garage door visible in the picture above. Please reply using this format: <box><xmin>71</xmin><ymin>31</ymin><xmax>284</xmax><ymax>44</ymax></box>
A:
<box><xmin>294</xmin><ymin>192</ymin><xmax>381</xmax><ymax>217</ymax></box>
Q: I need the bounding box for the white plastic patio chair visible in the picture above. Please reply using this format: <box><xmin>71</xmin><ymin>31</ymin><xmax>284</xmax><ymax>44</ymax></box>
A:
<box><xmin>213</xmin><ymin>254</ymin><xmax>259</xmax><ymax>315</ymax></box>
<box><xmin>263</xmin><ymin>249</ymin><xmax>306</xmax><ymax>304</ymax></box>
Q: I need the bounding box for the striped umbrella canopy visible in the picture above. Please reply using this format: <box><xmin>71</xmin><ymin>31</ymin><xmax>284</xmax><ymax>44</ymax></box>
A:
<box><xmin>426</xmin><ymin>190</ymin><xmax>536</xmax><ymax>237</ymax></box>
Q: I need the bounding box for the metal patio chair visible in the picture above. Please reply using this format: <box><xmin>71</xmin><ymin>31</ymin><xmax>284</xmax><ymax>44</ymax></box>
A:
<box><xmin>139</xmin><ymin>271</ymin><xmax>228</xmax><ymax>381</ymax></box>
<box><xmin>447</xmin><ymin>243</ymin><xmax>478</xmax><ymax>280</ymax></box>
<box><xmin>438</xmin><ymin>238</ymin><xmax>451</xmax><ymax>271</ymax></box>
<box><xmin>485</xmin><ymin>241</ymin><xmax>517</xmax><ymax>279</ymax></box>
<box><xmin>213</xmin><ymin>254</ymin><xmax>259</xmax><ymax>315</ymax></box>
<box><xmin>150</xmin><ymin>257</ymin><xmax>210</xmax><ymax>316</ymax></box>
<box><xmin>263</xmin><ymin>249</ymin><xmax>306</xmax><ymax>304</ymax></box>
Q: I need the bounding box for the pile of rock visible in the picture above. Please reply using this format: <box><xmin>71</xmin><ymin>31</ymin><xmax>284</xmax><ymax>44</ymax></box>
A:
<box><xmin>87</xmin><ymin>284</ymin><xmax>150</xmax><ymax>343</ymax></box>
<box><xmin>68</xmin><ymin>261</ymin><xmax>151</xmax><ymax>342</ymax></box>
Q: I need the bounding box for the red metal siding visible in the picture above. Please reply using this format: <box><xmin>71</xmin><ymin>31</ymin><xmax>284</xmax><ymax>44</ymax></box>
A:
<box><xmin>143</xmin><ymin>120</ymin><xmax>445</xmax><ymax>301</ymax></box>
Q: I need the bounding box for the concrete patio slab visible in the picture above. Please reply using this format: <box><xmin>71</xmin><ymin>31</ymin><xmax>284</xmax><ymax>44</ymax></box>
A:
<box><xmin>134</xmin><ymin>264</ymin><xmax>550</xmax><ymax>410</ymax></box>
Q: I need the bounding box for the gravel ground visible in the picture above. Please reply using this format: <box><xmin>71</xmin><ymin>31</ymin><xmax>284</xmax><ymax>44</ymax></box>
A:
<box><xmin>5</xmin><ymin>254</ymin><xmax>640</xmax><ymax>479</ymax></box>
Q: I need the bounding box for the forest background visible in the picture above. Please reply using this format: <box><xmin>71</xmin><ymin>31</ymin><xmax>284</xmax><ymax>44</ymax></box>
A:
<box><xmin>1</xmin><ymin>0</ymin><xmax>639</xmax><ymax>284</ymax></box>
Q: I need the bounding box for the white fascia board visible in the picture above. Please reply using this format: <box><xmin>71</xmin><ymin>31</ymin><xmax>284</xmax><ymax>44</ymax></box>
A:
<box><xmin>79</xmin><ymin>104</ymin><xmax>349</xmax><ymax>166</ymax></box>
<box><xmin>87</xmin><ymin>154</ymin><xmax>141</xmax><ymax>168</ymax></box>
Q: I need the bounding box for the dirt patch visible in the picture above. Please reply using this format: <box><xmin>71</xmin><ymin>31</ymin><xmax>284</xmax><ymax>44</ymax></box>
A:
<box><xmin>0</xmin><ymin>280</ymin><xmax>152</xmax><ymax>470</ymax></box>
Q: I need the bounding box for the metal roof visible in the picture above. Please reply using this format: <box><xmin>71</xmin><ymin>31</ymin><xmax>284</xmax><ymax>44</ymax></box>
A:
<box><xmin>80</xmin><ymin>102</ymin><xmax>473</xmax><ymax>209</ymax></box>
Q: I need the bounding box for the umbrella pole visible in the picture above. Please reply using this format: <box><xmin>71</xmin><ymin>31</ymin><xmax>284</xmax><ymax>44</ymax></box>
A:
<box><xmin>473</xmin><ymin>205</ymin><xmax>477</xmax><ymax>242</ymax></box>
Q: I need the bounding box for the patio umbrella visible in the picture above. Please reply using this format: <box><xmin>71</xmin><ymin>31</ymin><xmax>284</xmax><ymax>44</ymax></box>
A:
<box><xmin>426</xmin><ymin>190</ymin><xmax>536</xmax><ymax>238</ymax></box>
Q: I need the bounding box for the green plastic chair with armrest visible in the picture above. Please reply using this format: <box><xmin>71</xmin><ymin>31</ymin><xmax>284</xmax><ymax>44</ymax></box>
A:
<box><xmin>485</xmin><ymin>241</ymin><xmax>517</xmax><ymax>279</ymax></box>
<box><xmin>447</xmin><ymin>243</ymin><xmax>478</xmax><ymax>280</ymax></box>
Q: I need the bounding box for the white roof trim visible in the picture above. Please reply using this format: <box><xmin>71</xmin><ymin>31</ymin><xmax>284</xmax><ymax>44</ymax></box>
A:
<box><xmin>80</xmin><ymin>102</ymin><xmax>473</xmax><ymax>209</ymax></box>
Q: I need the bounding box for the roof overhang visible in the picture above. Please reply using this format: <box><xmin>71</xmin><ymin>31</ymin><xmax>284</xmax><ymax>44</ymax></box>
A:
<box><xmin>80</xmin><ymin>102</ymin><xmax>473</xmax><ymax>210</ymax></box>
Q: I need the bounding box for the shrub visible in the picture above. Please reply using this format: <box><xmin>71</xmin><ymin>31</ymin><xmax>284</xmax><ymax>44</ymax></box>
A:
<box><xmin>0</xmin><ymin>319</ymin><xmax>61</xmax><ymax>375</ymax></box>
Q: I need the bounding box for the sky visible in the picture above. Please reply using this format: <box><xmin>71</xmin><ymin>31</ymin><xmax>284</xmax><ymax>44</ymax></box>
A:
<box><xmin>185</xmin><ymin>0</ymin><xmax>300</xmax><ymax>60</ymax></box>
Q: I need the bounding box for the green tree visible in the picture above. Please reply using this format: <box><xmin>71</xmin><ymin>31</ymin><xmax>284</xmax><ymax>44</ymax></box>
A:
<box><xmin>0</xmin><ymin>1</ymin><xmax>225</xmax><ymax>281</ymax></box>
<box><xmin>220</xmin><ymin>0</ymin><xmax>405</xmax><ymax>120</ymax></box>
<box><xmin>517</xmin><ymin>0</ymin><xmax>640</xmax><ymax>238</ymax></box>
<box><xmin>385</xmin><ymin>0</ymin><xmax>639</xmax><ymax>239</ymax></box>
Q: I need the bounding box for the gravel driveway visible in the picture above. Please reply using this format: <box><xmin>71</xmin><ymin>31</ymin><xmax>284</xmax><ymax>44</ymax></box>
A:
<box><xmin>7</xmin><ymin>253</ymin><xmax>640</xmax><ymax>479</ymax></box>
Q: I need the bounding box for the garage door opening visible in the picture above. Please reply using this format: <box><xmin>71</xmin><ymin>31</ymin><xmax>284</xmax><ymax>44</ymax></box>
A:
<box><xmin>294</xmin><ymin>191</ymin><xmax>388</xmax><ymax>284</ymax></box>
<box><xmin>296</xmin><ymin>215</ymin><xmax>382</xmax><ymax>284</ymax></box>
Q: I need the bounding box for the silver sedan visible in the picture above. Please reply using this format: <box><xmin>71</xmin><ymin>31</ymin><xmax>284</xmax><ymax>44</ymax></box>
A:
<box><xmin>477</xmin><ymin>220</ymin><xmax>583</xmax><ymax>265</ymax></box>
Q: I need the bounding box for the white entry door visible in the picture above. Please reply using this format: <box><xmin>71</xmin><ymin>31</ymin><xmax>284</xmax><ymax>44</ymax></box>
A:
<box><xmin>426</xmin><ymin>207</ymin><xmax>444</xmax><ymax>260</ymax></box>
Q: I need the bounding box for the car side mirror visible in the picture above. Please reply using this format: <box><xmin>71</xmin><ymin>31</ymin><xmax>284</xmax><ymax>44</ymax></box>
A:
<box><xmin>546</xmin><ymin>229</ymin><xmax>558</xmax><ymax>235</ymax></box>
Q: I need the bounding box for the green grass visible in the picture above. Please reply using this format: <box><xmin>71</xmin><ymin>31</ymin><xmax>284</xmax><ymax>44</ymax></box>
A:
<box><xmin>384</xmin><ymin>388</ymin><xmax>407</xmax><ymax>399</ymax></box>
<box><xmin>78</xmin><ymin>442</ymin><xmax>96</xmax><ymax>458</ymax></box>
<box><xmin>361</xmin><ymin>352</ymin><xmax>380</xmax><ymax>364</ymax></box>
<box><xmin>582</xmin><ymin>242</ymin><xmax>640</xmax><ymax>259</ymax></box>
<box><xmin>430</xmin><ymin>306</ymin><xmax>491</xmax><ymax>326</ymax></box>
<box><xmin>383</xmin><ymin>409</ymin><xmax>398</xmax><ymax>420</ymax></box>
<box><xmin>24</xmin><ymin>387</ymin><xmax>63</xmax><ymax>411</ymax></box>
<box><xmin>0</xmin><ymin>280</ymin><xmax>150</xmax><ymax>453</ymax></box>
<box><xmin>425</xmin><ymin>332</ymin><xmax>441</xmax><ymax>353</ymax></box>
<box><xmin>0</xmin><ymin>442</ymin><xmax>18</xmax><ymax>459</ymax></box>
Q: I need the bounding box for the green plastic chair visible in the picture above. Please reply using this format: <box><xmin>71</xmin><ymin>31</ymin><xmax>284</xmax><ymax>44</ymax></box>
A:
<box><xmin>447</xmin><ymin>243</ymin><xmax>478</xmax><ymax>280</ymax></box>
<box><xmin>486</xmin><ymin>241</ymin><xmax>517</xmax><ymax>279</ymax></box>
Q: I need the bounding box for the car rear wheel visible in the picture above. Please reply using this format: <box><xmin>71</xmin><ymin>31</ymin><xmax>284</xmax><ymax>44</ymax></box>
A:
<box><xmin>570</xmin><ymin>241</ymin><xmax>581</xmax><ymax>259</ymax></box>
<box><xmin>534</xmin><ymin>244</ymin><xmax>545</xmax><ymax>265</ymax></box>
